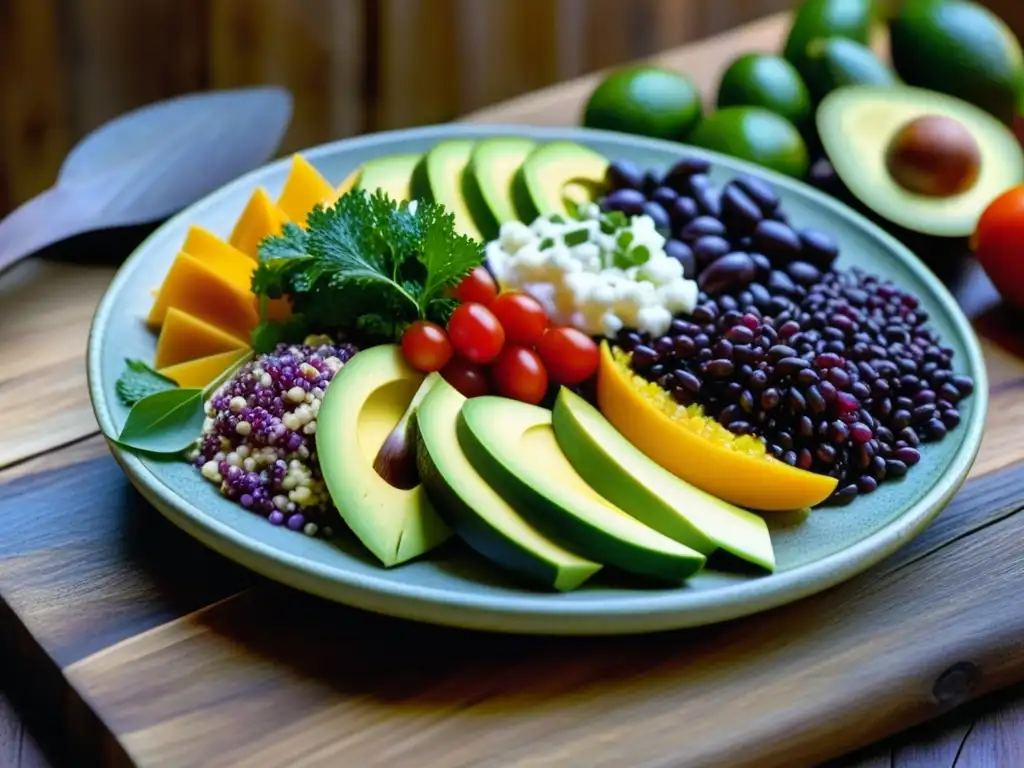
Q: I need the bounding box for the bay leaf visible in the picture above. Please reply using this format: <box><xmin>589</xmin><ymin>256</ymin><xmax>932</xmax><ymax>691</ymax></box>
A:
<box><xmin>115</xmin><ymin>388</ymin><xmax>206</xmax><ymax>456</ymax></box>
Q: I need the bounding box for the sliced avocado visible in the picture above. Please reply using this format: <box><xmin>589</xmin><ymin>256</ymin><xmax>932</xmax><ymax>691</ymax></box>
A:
<box><xmin>783</xmin><ymin>0</ymin><xmax>876</xmax><ymax>75</ymax></box>
<box><xmin>552</xmin><ymin>388</ymin><xmax>775</xmax><ymax>572</ymax></box>
<box><xmin>355</xmin><ymin>153</ymin><xmax>421</xmax><ymax>202</ymax></box>
<box><xmin>818</xmin><ymin>84</ymin><xmax>1024</xmax><ymax>237</ymax></box>
<box><xmin>890</xmin><ymin>0</ymin><xmax>1023</xmax><ymax>124</ymax></box>
<box><xmin>464</xmin><ymin>137</ymin><xmax>537</xmax><ymax>240</ymax></box>
<box><xmin>316</xmin><ymin>344</ymin><xmax>451</xmax><ymax>567</ymax></box>
<box><xmin>802</xmin><ymin>37</ymin><xmax>897</xmax><ymax>104</ymax></box>
<box><xmin>416</xmin><ymin>379</ymin><xmax>602</xmax><ymax>591</ymax></box>
<box><xmin>457</xmin><ymin>396</ymin><xmax>706</xmax><ymax>583</ymax></box>
<box><xmin>410</xmin><ymin>139</ymin><xmax>487</xmax><ymax>241</ymax></box>
<box><xmin>514</xmin><ymin>141</ymin><xmax>609</xmax><ymax>221</ymax></box>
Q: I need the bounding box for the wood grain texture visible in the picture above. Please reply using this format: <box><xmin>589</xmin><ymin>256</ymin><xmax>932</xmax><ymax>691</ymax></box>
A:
<box><xmin>0</xmin><ymin>454</ymin><xmax>1020</xmax><ymax>767</ymax></box>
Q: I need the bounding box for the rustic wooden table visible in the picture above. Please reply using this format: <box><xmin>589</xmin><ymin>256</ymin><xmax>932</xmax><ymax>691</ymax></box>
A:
<box><xmin>1</xmin><ymin>12</ymin><xmax>1023</xmax><ymax>768</ymax></box>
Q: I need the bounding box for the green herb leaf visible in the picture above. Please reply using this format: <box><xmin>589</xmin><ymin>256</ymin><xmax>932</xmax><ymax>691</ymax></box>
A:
<box><xmin>114</xmin><ymin>388</ymin><xmax>206</xmax><ymax>455</ymax></box>
<box><xmin>600</xmin><ymin>210</ymin><xmax>628</xmax><ymax>234</ymax></box>
<box><xmin>115</xmin><ymin>359</ymin><xmax>178</xmax><ymax>406</ymax></box>
<box><xmin>614</xmin><ymin>243</ymin><xmax>651</xmax><ymax>270</ymax></box>
<box><xmin>549</xmin><ymin>214</ymin><xmax>566</xmax><ymax>224</ymax></box>
<box><xmin>616</xmin><ymin>230</ymin><xmax>635</xmax><ymax>250</ymax></box>
<box><xmin>563</xmin><ymin>228</ymin><xmax>590</xmax><ymax>247</ymax></box>
<box><xmin>539</xmin><ymin>237</ymin><xmax>555</xmax><ymax>250</ymax></box>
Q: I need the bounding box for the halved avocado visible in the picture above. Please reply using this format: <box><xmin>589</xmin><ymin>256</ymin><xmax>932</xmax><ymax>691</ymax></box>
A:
<box><xmin>457</xmin><ymin>396</ymin><xmax>706</xmax><ymax>583</ymax></box>
<box><xmin>464</xmin><ymin>137</ymin><xmax>537</xmax><ymax>240</ymax></box>
<box><xmin>514</xmin><ymin>141</ymin><xmax>609</xmax><ymax>221</ymax></box>
<box><xmin>817</xmin><ymin>84</ymin><xmax>1024</xmax><ymax>237</ymax></box>
<box><xmin>316</xmin><ymin>344</ymin><xmax>451</xmax><ymax>567</ymax></box>
<box><xmin>410</xmin><ymin>139</ymin><xmax>487</xmax><ymax>240</ymax></box>
<box><xmin>355</xmin><ymin>153</ymin><xmax>421</xmax><ymax>202</ymax></box>
<box><xmin>416</xmin><ymin>379</ymin><xmax>602</xmax><ymax>591</ymax></box>
<box><xmin>551</xmin><ymin>389</ymin><xmax>775</xmax><ymax>572</ymax></box>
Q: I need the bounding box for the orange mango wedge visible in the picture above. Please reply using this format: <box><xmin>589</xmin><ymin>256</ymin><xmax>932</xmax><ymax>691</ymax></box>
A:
<box><xmin>154</xmin><ymin>308</ymin><xmax>249</xmax><ymax>369</ymax></box>
<box><xmin>159</xmin><ymin>348</ymin><xmax>251</xmax><ymax>388</ymax></box>
<box><xmin>276</xmin><ymin>154</ymin><xmax>336</xmax><ymax>224</ymax></box>
<box><xmin>596</xmin><ymin>342</ymin><xmax>837</xmax><ymax>511</ymax></box>
<box><xmin>181</xmin><ymin>225</ymin><xmax>255</xmax><ymax>286</ymax></box>
<box><xmin>229</xmin><ymin>187</ymin><xmax>289</xmax><ymax>260</ymax></box>
<box><xmin>146</xmin><ymin>252</ymin><xmax>260</xmax><ymax>338</ymax></box>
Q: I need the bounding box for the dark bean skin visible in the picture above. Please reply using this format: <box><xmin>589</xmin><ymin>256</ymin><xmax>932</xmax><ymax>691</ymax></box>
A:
<box><xmin>688</xmin><ymin>173</ymin><xmax>711</xmax><ymax>193</ymax></box>
<box><xmin>602</xmin><ymin>188</ymin><xmax>646</xmax><ymax>216</ymax></box>
<box><xmin>641</xmin><ymin>171</ymin><xmax>661</xmax><ymax>195</ymax></box>
<box><xmin>706</xmin><ymin>359</ymin><xmax>735</xmax><ymax>377</ymax></box>
<box><xmin>885</xmin><ymin>459</ymin><xmax>909</xmax><ymax>477</ymax></box>
<box><xmin>787</xmin><ymin>260</ymin><xmax>822</xmax><ymax>286</ymax></box>
<box><xmin>676</xmin><ymin>370</ymin><xmax>701</xmax><ymax>393</ymax></box>
<box><xmin>766</xmin><ymin>269</ymin><xmax>799</xmax><ymax>297</ymax></box>
<box><xmin>642</xmin><ymin>200</ymin><xmax>671</xmax><ymax>230</ymax></box>
<box><xmin>751</xmin><ymin>254</ymin><xmax>772</xmax><ymax>279</ymax></box>
<box><xmin>776</xmin><ymin>356</ymin><xmax>809</xmax><ymax>375</ymax></box>
<box><xmin>670</xmin><ymin>196</ymin><xmax>700</xmax><ymax>228</ymax></box>
<box><xmin>720</xmin><ymin>183</ymin><xmax>763</xmax><ymax>234</ymax></box>
<box><xmin>828</xmin><ymin>484</ymin><xmax>859</xmax><ymax>506</ymax></box>
<box><xmin>632</xmin><ymin>344</ymin><xmax>658</xmax><ymax>368</ymax></box>
<box><xmin>799</xmin><ymin>228</ymin><xmax>839</xmax><ymax>269</ymax></box>
<box><xmin>680</xmin><ymin>215</ymin><xmax>726</xmax><ymax>242</ymax></box>
<box><xmin>753</xmin><ymin>219</ymin><xmax>801</xmax><ymax>261</ymax></box>
<box><xmin>662</xmin><ymin>157</ymin><xmax>711</xmax><ymax>192</ymax></box>
<box><xmin>650</xmin><ymin>186</ymin><xmax>678</xmax><ymax>209</ymax></box>
<box><xmin>692</xmin><ymin>236</ymin><xmax>732</xmax><ymax>266</ymax></box>
<box><xmin>605</xmin><ymin>159</ymin><xmax>644</xmax><ymax>190</ymax></box>
<box><xmin>735</xmin><ymin>174</ymin><xmax>779</xmax><ymax>213</ymax></box>
<box><xmin>694</xmin><ymin>186</ymin><xmax>722</xmax><ymax>217</ymax></box>
<box><xmin>698</xmin><ymin>252</ymin><xmax>756</xmax><ymax>295</ymax></box>
<box><xmin>664</xmin><ymin>239</ymin><xmax>696</xmax><ymax>277</ymax></box>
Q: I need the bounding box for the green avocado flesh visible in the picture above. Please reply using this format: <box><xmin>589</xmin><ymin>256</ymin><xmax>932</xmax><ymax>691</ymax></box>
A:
<box><xmin>412</xmin><ymin>139</ymin><xmax>486</xmax><ymax>241</ymax></box>
<box><xmin>356</xmin><ymin>154</ymin><xmax>421</xmax><ymax>202</ymax></box>
<box><xmin>457</xmin><ymin>396</ymin><xmax>706</xmax><ymax>583</ymax></box>
<box><xmin>465</xmin><ymin>137</ymin><xmax>537</xmax><ymax>240</ymax></box>
<box><xmin>316</xmin><ymin>344</ymin><xmax>451</xmax><ymax>567</ymax></box>
<box><xmin>818</xmin><ymin>85</ymin><xmax>1024</xmax><ymax>237</ymax></box>
<box><xmin>415</xmin><ymin>379</ymin><xmax>602</xmax><ymax>591</ymax></box>
<box><xmin>515</xmin><ymin>141</ymin><xmax>609</xmax><ymax>221</ymax></box>
<box><xmin>552</xmin><ymin>389</ymin><xmax>775</xmax><ymax>572</ymax></box>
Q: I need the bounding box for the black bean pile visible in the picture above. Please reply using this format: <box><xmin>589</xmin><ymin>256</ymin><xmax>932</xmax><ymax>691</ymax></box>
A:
<box><xmin>600</xmin><ymin>157</ymin><xmax>975</xmax><ymax>507</ymax></box>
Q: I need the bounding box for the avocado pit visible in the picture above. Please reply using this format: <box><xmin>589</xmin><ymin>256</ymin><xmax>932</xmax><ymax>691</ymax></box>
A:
<box><xmin>884</xmin><ymin>114</ymin><xmax>981</xmax><ymax>198</ymax></box>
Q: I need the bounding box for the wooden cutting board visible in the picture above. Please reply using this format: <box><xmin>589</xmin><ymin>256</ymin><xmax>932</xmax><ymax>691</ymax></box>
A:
<box><xmin>2</xmin><ymin>12</ymin><xmax>1024</xmax><ymax>768</ymax></box>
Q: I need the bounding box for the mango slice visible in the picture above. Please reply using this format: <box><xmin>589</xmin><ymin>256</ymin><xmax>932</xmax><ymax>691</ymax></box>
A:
<box><xmin>146</xmin><ymin>252</ymin><xmax>259</xmax><ymax>338</ymax></box>
<box><xmin>154</xmin><ymin>308</ymin><xmax>248</xmax><ymax>369</ymax></box>
<box><xmin>181</xmin><ymin>225</ymin><xmax>255</xmax><ymax>286</ymax></box>
<box><xmin>229</xmin><ymin>187</ymin><xmax>289</xmax><ymax>260</ymax></box>
<box><xmin>159</xmin><ymin>348</ymin><xmax>251</xmax><ymax>388</ymax></box>
<box><xmin>596</xmin><ymin>342</ymin><xmax>837</xmax><ymax>511</ymax></box>
<box><xmin>276</xmin><ymin>154</ymin><xmax>335</xmax><ymax>225</ymax></box>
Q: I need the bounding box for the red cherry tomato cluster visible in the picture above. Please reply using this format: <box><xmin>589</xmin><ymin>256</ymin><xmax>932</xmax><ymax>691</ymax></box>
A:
<box><xmin>400</xmin><ymin>266</ymin><xmax>600</xmax><ymax>405</ymax></box>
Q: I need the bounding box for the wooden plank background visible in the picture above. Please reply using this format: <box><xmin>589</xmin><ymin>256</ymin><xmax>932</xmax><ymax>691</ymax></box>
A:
<box><xmin>3</xmin><ymin>0</ymin><xmax>1024</xmax><ymax>217</ymax></box>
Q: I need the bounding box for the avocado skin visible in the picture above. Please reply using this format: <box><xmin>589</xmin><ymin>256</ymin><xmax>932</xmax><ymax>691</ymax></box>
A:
<box><xmin>802</xmin><ymin>37</ymin><xmax>897</xmax><ymax>103</ymax></box>
<box><xmin>783</xmin><ymin>0</ymin><xmax>876</xmax><ymax>74</ymax></box>
<box><xmin>688</xmin><ymin>107</ymin><xmax>810</xmax><ymax>179</ymax></box>
<box><xmin>889</xmin><ymin>0</ymin><xmax>1024</xmax><ymax>124</ymax></box>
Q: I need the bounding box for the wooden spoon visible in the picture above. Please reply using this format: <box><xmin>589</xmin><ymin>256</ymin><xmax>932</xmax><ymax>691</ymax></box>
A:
<box><xmin>0</xmin><ymin>85</ymin><xmax>293</xmax><ymax>274</ymax></box>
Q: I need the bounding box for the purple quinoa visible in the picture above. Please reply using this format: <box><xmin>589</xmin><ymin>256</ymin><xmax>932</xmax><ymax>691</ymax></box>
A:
<box><xmin>190</xmin><ymin>336</ymin><xmax>359</xmax><ymax>536</ymax></box>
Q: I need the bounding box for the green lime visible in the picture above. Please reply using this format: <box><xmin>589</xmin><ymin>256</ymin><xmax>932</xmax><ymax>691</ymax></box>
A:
<box><xmin>689</xmin><ymin>107</ymin><xmax>810</xmax><ymax>179</ymax></box>
<box><xmin>582</xmin><ymin>66</ymin><xmax>703</xmax><ymax>141</ymax></box>
<box><xmin>717</xmin><ymin>53</ymin><xmax>812</xmax><ymax>129</ymax></box>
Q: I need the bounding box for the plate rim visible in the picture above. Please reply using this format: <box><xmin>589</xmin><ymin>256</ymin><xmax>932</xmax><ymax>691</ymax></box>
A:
<box><xmin>87</xmin><ymin>123</ymin><xmax>989</xmax><ymax>635</ymax></box>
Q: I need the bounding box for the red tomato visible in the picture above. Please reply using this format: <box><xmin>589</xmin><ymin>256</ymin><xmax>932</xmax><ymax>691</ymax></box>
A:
<box><xmin>441</xmin><ymin>357</ymin><xmax>490</xmax><ymax>398</ymax></box>
<box><xmin>489</xmin><ymin>291</ymin><xmax>549</xmax><ymax>346</ymax></box>
<box><xmin>450</xmin><ymin>266</ymin><xmax>498</xmax><ymax>306</ymax></box>
<box><xmin>492</xmin><ymin>346</ymin><xmax>549</xmax><ymax>405</ymax></box>
<box><xmin>536</xmin><ymin>327</ymin><xmax>600</xmax><ymax>386</ymax></box>
<box><xmin>447</xmin><ymin>302</ymin><xmax>505</xmax><ymax>364</ymax></box>
<box><xmin>974</xmin><ymin>185</ymin><xmax>1024</xmax><ymax>308</ymax></box>
<box><xmin>400</xmin><ymin>320</ymin><xmax>453</xmax><ymax>372</ymax></box>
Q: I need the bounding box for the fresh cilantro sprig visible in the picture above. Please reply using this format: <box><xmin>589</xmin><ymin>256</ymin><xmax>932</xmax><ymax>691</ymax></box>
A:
<box><xmin>250</xmin><ymin>190</ymin><xmax>483</xmax><ymax>352</ymax></box>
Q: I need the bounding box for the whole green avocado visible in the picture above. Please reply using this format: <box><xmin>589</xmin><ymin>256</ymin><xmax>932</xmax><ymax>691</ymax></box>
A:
<box><xmin>889</xmin><ymin>0</ymin><xmax>1024</xmax><ymax>124</ymax></box>
<box><xmin>783</xmin><ymin>0</ymin><xmax>877</xmax><ymax>74</ymax></box>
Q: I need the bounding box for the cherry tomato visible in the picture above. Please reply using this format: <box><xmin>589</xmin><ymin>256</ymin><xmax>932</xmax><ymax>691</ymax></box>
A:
<box><xmin>450</xmin><ymin>266</ymin><xmax>498</xmax><ymax>306</ymax></box>
<box><xmin>974</xmin><ymin>185</ymin><xmax>1024</xmax><ymax>308</ymax></box>
<box><xmin>536</xmin><ymin>327</ymin><xmax>599</xmax><ymax>386</ymax></box>
<box><xmin>492</xmin><ymin>346</ymin><xmax>549</xmax><ymax>405</ymax></box>
<box><xmin>489</xmin><ymin>291</ymin><xmax>549</xmax><ymax>346</ymax></box>
<box><xmin>400</xmin><ymin>320</ymin><xmax>453</xmax><ymax>372</ymax></box>
<box><xmin>441</xmin><ymin>357</ymin><xmax>490</xmax><ymax>398</ymax></box>
<box><xmin>447</xmin><ymin>302</ymin><xmax>505</xmax><ymax>364</ymax></box>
